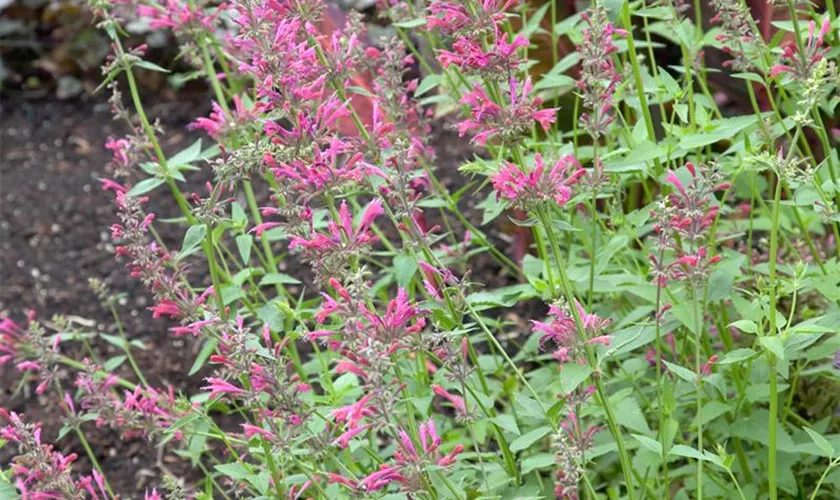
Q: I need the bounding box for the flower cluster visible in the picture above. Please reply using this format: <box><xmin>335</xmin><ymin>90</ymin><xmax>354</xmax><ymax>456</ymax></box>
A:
<box><xmin>1</xmin><ymin>410</ymin><xmax>107</xmax><ymax>500</ymax></box>
<box><xmin>649</xmin><ymin>163</ymin><xmax>729</xmax><ymax>286</ymax></box>
<box><xmin>73</xmin><ymin>361</ymin><xmax>184</xmax><ymax>441</ymax></box>
<box><xmin>771</xmin><ymin>17</ymin><xmax>832</xmax><ymax>80</ymax></box>
<box><xmin>491</xmin><ymin>153</ymin><xmax>585</xmax><ymax>210</ymax></box>
<box><xmin>709</xmin><ymin>0</ymin><xmax>765</xmax><ymax>71</ymax></box>
<box><xmin>457</xmin><ymin>77</ymin><xmax>557</xmax><ymax>146</ymax></box>
<box><xmin>577</xmin><ymin>7</ymin><xmax>627</xmax><ymax>139</ymax></box>
<box><xmin>281</xmin><ymin>200</ymin><xmax>384</xmax><ymax>283</ymax></box>
<box><xmin>532</xmin><ymin>299</ymin><xmax>611</xmax><ymax>363</ymax></box>
<box><xmin>0</xmin><ymin>313</ymin><xmax>61</xmax><ymax>395</ymax></box>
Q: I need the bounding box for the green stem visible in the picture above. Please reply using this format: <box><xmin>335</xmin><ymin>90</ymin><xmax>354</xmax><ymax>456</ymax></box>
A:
<box><xmin>537</xmin><ymin>205</ymin><xmax>636</xmax><ymax>499</ymax></box>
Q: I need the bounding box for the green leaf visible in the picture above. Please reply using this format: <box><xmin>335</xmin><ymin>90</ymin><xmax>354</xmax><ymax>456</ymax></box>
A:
<box><xmin>510</xmin><ymin>426</ymin><xmax>552</xmax><ymax>452</ymax></box>
<box><xmin>718</xmin><ymin>348</ymin><xmax>758</xmax><ymax>365</ymax></box>
<box><xmin>235</xmin><ymin>234</ymin><xmax>252</xmax><ymax>264</ymax></box>
<box><xmin>103</xmin><ymin>355</ymin><xmax>127</xmax><ymax>371</ymax></box>
<box><xmin>521</xmin><ymin>2</ymin><xmax>550</xmax><ymax>38</ymax></box>
<box><xmin>633</xmin><ymin>434</ymin><xmax>663</xmax><ymax>454</ymax></box>
<box><xmin>663</xmin><ymin>360</ymin><xmax>696</xmax><ymax>383</ymax></box>
<box><xmin>126</xmin><ymin>177</ymin><xmax>166</xmax><ymax>197</ymax></box>
<box><xmin>692</xmin><ymin>401</ymin><xmax>731</xmax><ymax>427</ymax></box>
<box><xmin>189</xmin><ymin>338</ymin><xmax>218</xmax><ymax>376</ymax></box>
<box><xmin>759</xmin><ymin>336</ymin><xmax>786</xmax><ymax>361</ymax></box>
<box><xmin>415</xmin><ymin>74</ymin><xmax>443</xmax><ymax>97</ymax></box>
<box><xmin>169</xmin><ymin>139</ymin><xmax>202</xmax><ymax>167</ymax></box>
<box><xmin>477</xmin><ymin>191</ymin><xmax>506</xmax><ymax>225</ymax></box>
<box><xmin>260</xmin><ymin>273</ymin><xmax>301</xmax><ymax>286</ymax></box>
<box><xmin>99</xmin><ymin>333</ymin><xmax>129</xmax><ymax>350</ymax></box>
<box><xmin>215</xmin><ymin>463</ymin><xmax>251</xmax><ymax>481</ymax></box>
<box><xmin>614</xmin><ymin>397</ymin><xmax>651</xmax><ymax>434</ymax></box>
<box><xmin>393</xmin><ymin>253</ymin><xmax>418</xmax><ymax>288</ymax></box>
<box><xmin>729</xmin><ymin>319</ymin><xmax>758</xmax><ymax>334</ymax></box>
<box><xmin>178</xmin><ymin>224</ymin><xmax>207</xmax><ymax>260</ymax></box>
<box><xmin>669</xmin><ymin>444</ymin><xmax>725</xmax><ymax>468</ymax></box>
<box><xmin>491</xmin><ymin>415</ymin><xmax>521</xmax><ymax>436</ymax></box>
<box><xmin>559</xmin><ymin>364</ymin><xmax>592</xmax><ymax>394</ymax></box>
<box><xmin>521</xmin><ymin>453</ymin><xmax>555</xmax><ymax>474</ymax></box>
<box><xmin>803</xmin><ymin>427</ymin><xmax>835</xmax><ymax>457</ymax></box>
<box><xmin>514</xmin><ymin>394</ymin><xmax>545</xmax><ymax>420</ymax></box>
<box><xmin>393</xmin><ymin>18</ymin><xmax>426</xmax><ymax>28</ymax></box>
<box><xmin>135</xmin><ymin>60</ymin><xmax>171</xmax><ymax>73</ymax></box>
<box><xmin>0</xmin><ymin>474</ymin><xmax>19</xmax><ymax>500</ymax></box>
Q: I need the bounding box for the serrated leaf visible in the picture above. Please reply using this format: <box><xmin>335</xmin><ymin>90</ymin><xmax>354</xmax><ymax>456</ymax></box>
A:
<box><xmin>235</xmin><ymin>234</ymin><xmax>252</xmax><ymax>264</ymax></box>
<box><xmin>510</xmin><ymin>426</ymin><xmax>552</xmax><ymax>452</ymax></box>
<box><xmin>521</xmin><ymin>453</ymin><xmax>555</xmax><ymax>474</ymax></box>
<box><xmin>260</xmin><ymin>273</ymin><xmax>301</xmax><ymax>286</ymax></box>
<box><xmin>559</xmin><ymin>364</ymin><xmax>592</xmax><ymax>394</ymax></box>
<box><xmin>415</xmin><ymin>74</ymin><xmax>443</xmax><ymax>97</ymax></box>
<box><xmin>178</xmin><ymin>224</ymin><xmax>207</xmax><ymax>260</ymax></box>
<box><xmin>663</xmin><ymin>360</ymin><xmax>696</xmax><ymax>383</ymax></box>
<box><xmin>633</xmin><ymin>434</ymin><xmax>663</xmax><ymax>454</ymax></box>
<box><xmin>729</xmin><ymin>319</ymin><xmax>758</xmax><ymax>334</ymax></box>
<box><xmin>189</xmin><ymin>338</ymin><xmax>218</xmax><ymax>376</ymax></box>
<box><xmin>491</xmin><ymin>414</ymin><xmax>521</xmax><ymax>436</ymax></box>
<box><xmin>126</xmin><ymin>177</ymin><xmax>166</xmax><ymax>197</ymax></box>
<box><xmin>103</xmin><ymin>355</ymin><xmax>127</xmax><ymax>371</ymax></box>
<box><xmin>99</xmin><ymin>333</ymin><xmax>128</xmax><ymax>350</ymax></box>
<box><xmin>169</xmin><ymin>139</ymin><xmax>202</xmax><ymax>167</ymax></box>
<box><xmin>718</xmin><ymin>348</ymin><xmax>758</xmax><ymax>365</ymax></box>
<box><xmin>393</xmin><ymin>253</ymin><xmax>418</xmax><ymax>288</ymax></box>
<box><xmin>215</xmin><ymin>463</ymin><xmax>251</xmax><ymax>481</ymax></box>
<box><xmin>803</xmin><ymin>427</ymin><xmax>834</xmax><ymax>457</ymax></box>
<box><xmin>135</xmin><ymin>60</ymin><xmax>171</xmax><ymax>73</ymax></box>
<box><xmin>759</xmin><ymin>336</ymin><xmax>786</xmax><ymax>361</ymax></box>
<box><xmin>393</xmin><ymin>18</ymin><xmax>426</xmax><ymax>28</ymax></box>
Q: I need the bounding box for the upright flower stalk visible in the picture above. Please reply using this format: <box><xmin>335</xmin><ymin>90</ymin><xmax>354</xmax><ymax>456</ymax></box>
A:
<box><xmin>4</xmin><ymin>0</ymin><xmax>838</xmax><ymax>499</ymax></box>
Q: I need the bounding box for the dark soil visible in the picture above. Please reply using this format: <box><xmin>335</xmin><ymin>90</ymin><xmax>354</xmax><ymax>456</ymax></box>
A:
<box><xmin>0</xmin><ymin>93</ymin><xmax>537</xmax><ymax>496</ymax></box>
<box><xmin>0</xmin><ymin>95</ymin><xmax>214</xmax><ymax>495</ymax></box>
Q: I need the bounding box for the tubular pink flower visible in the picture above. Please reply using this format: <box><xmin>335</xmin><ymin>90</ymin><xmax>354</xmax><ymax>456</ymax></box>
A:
<box><xmin>242</xmin><ymin>424</ymin><xmax>276</xmax><ymax>440</ymax></box>
<box><xmin>491</xmin><ymin>154</ymin><xmax>583</xmax><ymax>209</ymax></box>
<box><xmin>332</xmin><ymin>423</ymin><xmax>371</xmax><ymax>449</ymax></box>
<box><xmin>202</xmin><ymin>378</ymin><xmax>245</xmax><ymax>399</ymax></box>
<box><xmin>432</xmin><ymin>384</ymin><xmax>467</xmax><ymax>414</ymax></box>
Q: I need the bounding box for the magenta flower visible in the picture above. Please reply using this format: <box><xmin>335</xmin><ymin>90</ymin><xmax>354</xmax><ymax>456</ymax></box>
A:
<box><xmin>331</xmin><ymin>423</ymin><xmax>371</xmax><ymax>449</ymax></box>
<box><xmin>491</xmin><ymin>154</ymin><xmax>584</xmax><ymax>209</ymax></box>
<box><xmin>136</xmin><ymin>0</ymin><xmax>226</xmax><ymax>33</ymax></box>
<box><xmin>457</xmin><ymin>77</ymin><xmax>557</xmax><ymax>145</ymax></box>
<box><xmin>331</xmin><ymin>393</ymin><xmax>375</xmax><ymax>430</ymax></box>
<box><xmin>771</xmin><ymin>16</ymin><xmax>832</xmax><ymax>79</ymax></box>
<box><xmin>577</xmin><ymin>7</ymin><xmax>626</xmax><ymax>138</ymax></box>
<box><xmin>242</xmin><ymin>424</ymin><xmax>276</xmax><ymax>441</ymax></box>
<box><xmin>289</xmin><ymin>199</ymin><xmax>383</xmax><ymax>253</ymax></box>
<box><xmin>432</xmin><ymin>384</ymin><xmax>467</xmax><ymax>415</ymax></box>
<box><xmin>532</xmin><ymin>300</ymin><xmax>612</xmax><ymax>363</ymax></box>
<box><xmin>437</xmin><ymin>31</ymin><xmax>528</xmax><ymax>75</ymax></box>
<box><xmin>190</xmin><ymin>95</ymin><xmax>265</xmax><ymax>140</ymax></box>
<box><xmin>360</xmin><ymin>464</ymin><xmax>406</xmax><ymax>491</ymax></box>
<box><xmin>427</xmin><ymin>0</ymin><xmax>520</xmax><ymax>35</ymax></box>
<box><xmin>202</xmin><ymin>377</ymin><xmax>245</xmax><ymax>400</ymax></box>
<box><xmin>394</xmin><ymin>419</ymin><xmax>465</xmax><ymax>467</ymax></box>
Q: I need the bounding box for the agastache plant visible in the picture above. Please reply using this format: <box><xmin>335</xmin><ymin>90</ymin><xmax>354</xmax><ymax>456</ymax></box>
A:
<box><xmin>4</xmin><ymin>1</ymin><xmax>840</xmax><ymax>500</ymax></box>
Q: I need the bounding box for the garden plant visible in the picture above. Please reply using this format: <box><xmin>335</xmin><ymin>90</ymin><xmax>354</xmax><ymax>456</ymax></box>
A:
<box><xmin>2</xmin><ymin>0</ymin><xmax>840</xmax><ymax>499</ymax></box>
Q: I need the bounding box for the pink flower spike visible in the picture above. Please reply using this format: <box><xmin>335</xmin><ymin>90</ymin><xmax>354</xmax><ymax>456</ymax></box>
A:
<box><xmin>432</xmin><ymin>384</ymin><xmax>467</xmax><ymax>414</ymax></box>
<box><xmin>332</xmin><ymin>423</ymin><xmax>371</xmax><ymax>448</ymax></box>
<box><xmin>202</xmin><ymin>378</ymin><xmax>245</xmax><ymax>399</ymax></box>
<box><xmin>666</xmin><ymin>171</ymin><xmax>688</xmax><ymax>198</ymax></box>
<box><xmin>250</xmin><ymin>222</ymin><xmax>282</xmax><ymax>237</ymax></box>
<box><xmin>437</xmin><ymin>444</ymin><xmax>465</xmax><ymax>467</ymax></box>
<box><xmin>242</xmin><ymin>424</ymin><xmax>276</xmax><ymax>440</ymax></box>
